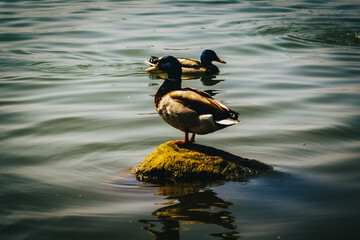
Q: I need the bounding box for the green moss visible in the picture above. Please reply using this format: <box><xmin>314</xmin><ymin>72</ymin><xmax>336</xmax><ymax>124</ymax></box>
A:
<box><xmin>133</xmin><ymin>141</ymin><xmax>273</xmax><ymax>183</ymax></box>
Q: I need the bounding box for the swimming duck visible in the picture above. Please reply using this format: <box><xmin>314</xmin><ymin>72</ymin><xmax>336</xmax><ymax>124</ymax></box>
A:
<box><xmin>147</xmin><ymin>49</ymin><xmax>226</xmax><ymax>76</ymax></box>
<box><xmin>146</xmin><ymin>56</ymin><xmax>239</xmax><ymax>144</ymax></box>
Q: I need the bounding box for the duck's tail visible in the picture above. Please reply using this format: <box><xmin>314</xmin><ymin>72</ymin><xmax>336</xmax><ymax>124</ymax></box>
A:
<box><xmin>215</xmin><ymin>109</ymin><xmax>240</xmax><ymax>126</ymax></box>
<box><xmin>229</xmin><ymin>109</ymin><xmax>239</xmax><ymax>120</ymax></box>
<box><xmin>215</xmin><ymin>118</ymin><xmax>239</xmax><ymax>126</ymax></box>
<box><xmin>147</xmin><ymin>56</ymin><xmax>160</xmax><ymax>66</ymax></box>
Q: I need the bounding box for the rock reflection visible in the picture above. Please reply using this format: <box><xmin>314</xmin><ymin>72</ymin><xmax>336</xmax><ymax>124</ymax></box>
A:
<box><xmin>139</xmin><ymin>182</ymin><xmax>240</xmax><ymax>240</ymax></box>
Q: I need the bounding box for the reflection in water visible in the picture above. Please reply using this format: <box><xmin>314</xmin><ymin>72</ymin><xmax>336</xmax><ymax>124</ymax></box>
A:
<box><xmin>139</xmin><ymin>182</ymin><xmax>240</xmax><ymax>240</ymax></box>
<box><xmin>148</xmin><ymin>71</ymin><xmax>200</xmax><ymax>81</ymax></box>
<box><xmin>147</xmin><ymin>72</ymin><xmax>224</xmax><ymax>87</ymax></box>
<box><xmin>148</xmin><ymin>73</ymin><xmax>224</xmax><ymax>99</ymax></box>
<box><xmin>200</xmin><ymin>75</ymin><xmax>224</xmax><ymax>86</ymax></box>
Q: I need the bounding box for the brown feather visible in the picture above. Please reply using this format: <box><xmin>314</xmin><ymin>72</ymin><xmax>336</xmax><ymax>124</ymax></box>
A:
<box><xmin>168</xmin><ymin>88</ymin><xmax>232</xmax><ymax>120</ymax></box>
<box><xmin>183</xmin><ymin>87</ymin><xmax>214</xmax><ymax>99</ymax></box>
<box><xmin>177</xmin><ymin>57</ymin><xmax>202</xmax><ymax>68</ymax></box>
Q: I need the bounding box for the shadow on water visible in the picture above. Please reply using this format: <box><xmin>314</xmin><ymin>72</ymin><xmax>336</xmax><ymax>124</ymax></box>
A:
<box><xmin>139</xmin><ymin>182</ymin><xmax>240</xmax><ymax>240</ymax></box>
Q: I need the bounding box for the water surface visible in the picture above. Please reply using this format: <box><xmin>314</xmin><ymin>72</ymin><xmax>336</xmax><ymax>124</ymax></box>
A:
<box><xmin>1</xmin><ymin>0</ymin><xmax>360</xmax><ymax>239</ymax></box>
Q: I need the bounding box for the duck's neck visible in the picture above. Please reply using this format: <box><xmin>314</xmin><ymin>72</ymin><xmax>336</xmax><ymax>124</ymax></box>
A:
<box><xmin>200</xmin><ymin>54</ymin><xmax>213</xmax><ymax>68</ymax></box>
<box><xmin>154</xmin><ymin>77</ymin><xmax>181</xmax><ymax>108</ymax></box>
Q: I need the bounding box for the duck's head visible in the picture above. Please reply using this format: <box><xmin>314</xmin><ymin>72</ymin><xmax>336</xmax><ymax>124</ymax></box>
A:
<box><xmin>146</xmin><ymin>55</ymin><xmax>182</xmax><ymax>80</ymax></box>
<box><xmin>200</xmin><ymin>49</ymin><xmax>226</xmax><ymax>67</ymax></box>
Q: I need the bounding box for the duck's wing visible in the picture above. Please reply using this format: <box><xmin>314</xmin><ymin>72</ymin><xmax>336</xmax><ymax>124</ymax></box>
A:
<box><xmin>177</xmin><ymin>57</ymin><xmax>202</xmax><ymax>69</ymax></box>
<box><xmin>169</xmin><ymin>88</ymin><xmax>239</xmax><ymax>123</ymax></box>
<box><xmin>183</xmin><ymin>87</ymin><xmax>214</xmax><ymax>99</ymax></box>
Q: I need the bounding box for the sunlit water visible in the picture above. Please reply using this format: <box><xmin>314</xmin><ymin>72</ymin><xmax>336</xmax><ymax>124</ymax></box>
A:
<box><xmin>1</xmin><ymin>1</ymin><xmax>359</xmax><ymax>239</ymax></box>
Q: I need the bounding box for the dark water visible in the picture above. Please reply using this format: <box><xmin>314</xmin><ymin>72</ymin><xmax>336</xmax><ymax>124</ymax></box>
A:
<box><xmin>1</xmin><ymin>0</ymin><xmax>360</xmax><ymax>239</ymax></box>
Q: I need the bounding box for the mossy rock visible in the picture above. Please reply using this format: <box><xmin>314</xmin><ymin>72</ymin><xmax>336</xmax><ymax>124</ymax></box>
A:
<box><xmin>133</xmin><ymin>141</ymin><xmax>273</xmax><ymax>183</ymax></box>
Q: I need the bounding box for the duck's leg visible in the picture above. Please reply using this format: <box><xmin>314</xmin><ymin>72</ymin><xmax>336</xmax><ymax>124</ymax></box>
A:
<box><xmin>190</xmin><ymin>133</ymin><xmax>196</xmax><ymax>143</ymax></box>
<box><xmin>176</xmin><ymin>132</ymin><xmax>190</xmax><ymax>145</ymax></box>
<box><xmin>184</xmin><ymin>132</ymin><xmax>190</xmax><ymax>144</ymax></box>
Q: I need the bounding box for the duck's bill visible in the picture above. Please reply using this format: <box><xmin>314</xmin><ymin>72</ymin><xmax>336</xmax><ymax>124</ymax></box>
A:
<box><xmin>217</xmin><ymin>58</ymin><xmax>226</xmax><ymax>64</ymax></box>
<box><xmin>145</xmin><ymin>63</ymin><xmax>159</xmax><ymax>71</ymax></box>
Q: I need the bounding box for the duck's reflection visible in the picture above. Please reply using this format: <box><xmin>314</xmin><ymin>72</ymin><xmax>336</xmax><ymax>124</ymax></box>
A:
<box><xmin>139</xmin><ymin>182</ymin><xmax>240</xmax><ymax>240</ymax></box>
<box><xmin>200</xmin><ymin>75</ymin><xmax>224</xmax><ymax>86</ymax></box>
<box><xmin>148</xmin><ymin>72</ymin><xmax>224</xmax><ymax>87</ymax></box>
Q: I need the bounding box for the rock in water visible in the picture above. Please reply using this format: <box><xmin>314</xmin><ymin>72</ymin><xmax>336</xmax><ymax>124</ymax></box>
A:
<box><xmin>133</xmin><ymin>141</ymin><xmax>272</xmax><ymax>183</ymax></box>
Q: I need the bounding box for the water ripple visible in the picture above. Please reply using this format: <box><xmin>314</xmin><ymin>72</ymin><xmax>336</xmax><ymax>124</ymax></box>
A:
<box><xmin>1</xmin><ymin>1</ymin><xmax>360</xmax><ymax>239</ymax></box>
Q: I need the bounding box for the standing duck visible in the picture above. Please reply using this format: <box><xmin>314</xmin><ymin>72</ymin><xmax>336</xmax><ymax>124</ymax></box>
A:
<box><xmin>146</xmin><ymin>56</ymin><xmax>239</xmax><ymax>144</ymax></box>
<box><xmin>147</xmin><ymin>49</ymin><xmax>226</xmax><ymax>76</ymax></box>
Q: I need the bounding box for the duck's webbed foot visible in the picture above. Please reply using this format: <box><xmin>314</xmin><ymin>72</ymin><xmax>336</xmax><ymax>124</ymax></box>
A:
<box><xmin>175</xmin><ymin>132</ymin><xmax>194</xmax><ymax>145</ymax></box>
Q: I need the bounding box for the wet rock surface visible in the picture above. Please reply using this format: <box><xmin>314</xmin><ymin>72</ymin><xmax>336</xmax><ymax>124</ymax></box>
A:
<box><xmin>133</xmin><ymin>141</ymin><xmax>273</xmax><ymax>183</ymax></box>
